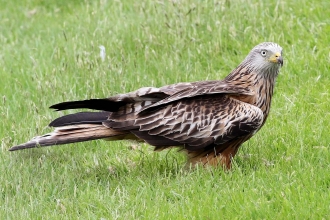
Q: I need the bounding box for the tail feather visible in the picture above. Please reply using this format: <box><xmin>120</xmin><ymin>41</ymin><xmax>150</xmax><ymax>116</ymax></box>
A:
<box><xmin>9</xmin><ymin>124</ymin><xmax>126</xmax><ymax>151</ymax></box>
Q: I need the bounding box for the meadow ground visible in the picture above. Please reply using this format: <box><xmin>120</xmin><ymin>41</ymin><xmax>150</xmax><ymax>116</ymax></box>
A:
<box><xmin>1</xmin><ymin>0</ymin><xmax>330</xmax><ymax>219</ymax></box>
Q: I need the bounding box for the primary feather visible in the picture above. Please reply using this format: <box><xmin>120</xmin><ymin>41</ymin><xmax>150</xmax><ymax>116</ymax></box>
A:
<box><xmin>10</xmin><ymin>42</ymin><xmax>283</xmax><ymax>169</ymax></box>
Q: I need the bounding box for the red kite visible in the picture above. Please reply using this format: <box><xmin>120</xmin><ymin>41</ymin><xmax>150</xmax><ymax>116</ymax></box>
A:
<box><xmin>10</xmin><ymin>42</ymin><xmax>283</xmax><ymax>169</ymax></box>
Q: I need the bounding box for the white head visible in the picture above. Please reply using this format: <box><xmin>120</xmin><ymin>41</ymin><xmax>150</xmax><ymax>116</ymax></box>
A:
<box><xmin>244</xmin><ymin>42</ymin><xmax>283</xmax><ymax>75</ymax></box>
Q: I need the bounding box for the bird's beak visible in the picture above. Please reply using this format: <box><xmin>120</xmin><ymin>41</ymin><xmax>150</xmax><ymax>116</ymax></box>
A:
<box><xmin>269</xmin><ymin>52</ymin><xmax>283</xmax><ymax>66</ymax></box>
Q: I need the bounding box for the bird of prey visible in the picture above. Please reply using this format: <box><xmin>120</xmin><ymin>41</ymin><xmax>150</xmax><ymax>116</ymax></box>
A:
<box><xmin>10</xmin><ymin>42</ymin><xmax>283</xmax><ymax>169</ymax></box>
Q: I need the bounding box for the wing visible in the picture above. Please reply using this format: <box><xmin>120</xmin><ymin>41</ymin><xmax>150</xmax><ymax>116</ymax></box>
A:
<box><xmin>140</xmin><ymin>80</ymin><xmax>253</xmax><ymax>113</ymax></box>
<box><xmin>105</xmin><ymin>94</ymin><xmax>264</xmax><ymax>151</ymax></box>
<box><xmin>50</xmin><ymin>79</ymin><xmax>258</xmax><ymax>151</ymax></box>
<box><xmin>50</xmin><ymin>80</ymin><xmax>252</xmax><ymax>114</ymax></box>
<box><xmin>50</xmin><ymin>83</ymin><xmax>194</xmax><ymax>112</ymax></box>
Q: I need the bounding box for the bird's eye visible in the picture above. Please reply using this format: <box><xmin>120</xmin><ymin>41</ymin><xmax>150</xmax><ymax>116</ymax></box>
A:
<box><xmin>261</xmin><ymin>50</ymin><xmax>267</xmax><ymax>56</ymax></box>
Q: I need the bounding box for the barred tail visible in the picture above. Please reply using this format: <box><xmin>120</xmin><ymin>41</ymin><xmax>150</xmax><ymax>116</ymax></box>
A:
<box><xmin>9</xmin><ymin>124</ymin><xmax>126</xmax><ymax>151</ymax></box>
<box><xmin>9</xmin><ymin>111</ymin><xmax>128</xmax><ymax>151</ymax></box>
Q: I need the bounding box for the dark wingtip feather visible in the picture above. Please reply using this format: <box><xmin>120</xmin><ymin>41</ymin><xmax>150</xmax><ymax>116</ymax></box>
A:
<box><xmin>50</xmin><ymin>99</ymin><xmax>125</xmax><ymax>112</ymax></box>
<box><xmin>49</xmin><ymin>112</ymin><xmax>109</xmax><ymax>127</ymax></box>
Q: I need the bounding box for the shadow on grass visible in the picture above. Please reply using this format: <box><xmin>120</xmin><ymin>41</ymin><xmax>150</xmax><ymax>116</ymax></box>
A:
<box><xmin>8</xmin><ymin>145</ymin><xmax>188</xmax><ymax>181</ymax></box>
<box><xmin>7</xmin><ymin>143</ymin><xmax>272</xmax><ymax>186</ymax></box>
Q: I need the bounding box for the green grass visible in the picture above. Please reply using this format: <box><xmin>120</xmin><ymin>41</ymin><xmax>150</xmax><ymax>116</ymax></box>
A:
<box><xmin>1</xmin><ymin>0</ymin><xmax>330</xmax><ymax>219</ymax></box>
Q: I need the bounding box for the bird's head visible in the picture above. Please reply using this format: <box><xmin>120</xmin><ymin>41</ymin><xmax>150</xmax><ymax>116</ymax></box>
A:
<box><xmin>244</xmin><ymin>42</ymin><xmax>283</xmax><ymax>75</ymax></box>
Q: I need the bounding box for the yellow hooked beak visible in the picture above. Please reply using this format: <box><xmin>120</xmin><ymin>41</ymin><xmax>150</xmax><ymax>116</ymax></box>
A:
<box><xmin>269</xmin><ymin>52</ymin><xmax>283</xmax><ymax>66</ymax></box>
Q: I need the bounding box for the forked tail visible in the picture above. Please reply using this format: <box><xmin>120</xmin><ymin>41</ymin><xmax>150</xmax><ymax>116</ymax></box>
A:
<box><xmin>9</xmin><ymin>111</ymin><xmax>127</xmax><ymax>151</ymax></box>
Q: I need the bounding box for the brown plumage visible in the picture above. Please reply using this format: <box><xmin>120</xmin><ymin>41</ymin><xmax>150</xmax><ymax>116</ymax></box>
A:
<box><xmin>10</xmin><ymin>42</ymin><xmax>283</xmax><ymax>169</ymax></box>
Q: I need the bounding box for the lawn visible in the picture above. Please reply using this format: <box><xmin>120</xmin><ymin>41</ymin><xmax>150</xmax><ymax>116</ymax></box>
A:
<box><xmin>1</xmin><ymin>0</ymin><xmax>330</xmax><ymax>219</ymax></box>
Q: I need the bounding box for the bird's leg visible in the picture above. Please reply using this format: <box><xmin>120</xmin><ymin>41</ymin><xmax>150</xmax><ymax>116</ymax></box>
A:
<box><xmin>186</xmin><ymin>146</ymin><xmax>239</xmax><ymax>170</ymax></box>
<box><xmin>218</xmin><ymin>146</ymin><xmax>239</xmax><ymax>169</ymax></box>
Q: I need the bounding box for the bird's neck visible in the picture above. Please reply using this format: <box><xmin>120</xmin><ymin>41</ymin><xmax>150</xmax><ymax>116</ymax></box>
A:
<box><xmin>225</xmin><ymin>66</ymin><xmax>279</xmax><ymax>119</ymax></box>
<box><xmin>252</xmin><ymin>74</ymin><xmax>276</xmax><ymax>120</ymax></box>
